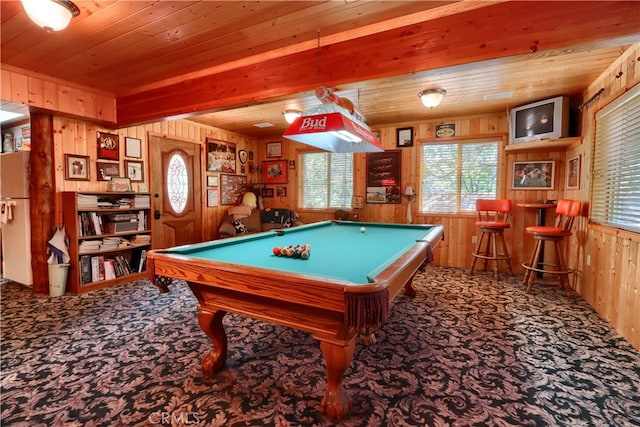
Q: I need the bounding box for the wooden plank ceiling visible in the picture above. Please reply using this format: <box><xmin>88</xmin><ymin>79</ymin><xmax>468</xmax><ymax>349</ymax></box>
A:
<box><xmin>1</xmin><ymin>1</ymin><xmax>639</xmax><ymax>136</ymax></box>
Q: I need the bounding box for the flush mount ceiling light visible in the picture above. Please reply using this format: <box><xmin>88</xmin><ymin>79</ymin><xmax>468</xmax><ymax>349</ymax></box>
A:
<box><xmin>20</xmin><ymin>0</ymin><xmax>80</xmax><ymax>32</ymax></box>
<box><xmin>282</xmin><ymin>110</ymin><xmax>303</xmax><ymax>124</ymax></box>
<box><xmin>418</xmin><ymin>88</ymin><xmax>446</xmax><ymax>108</ymax></box>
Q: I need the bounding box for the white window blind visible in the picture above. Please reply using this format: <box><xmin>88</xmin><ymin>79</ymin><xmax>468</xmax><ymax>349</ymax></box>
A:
<box><xmin>298</xmin><ymin>152</ymin><xmax>354</xmax><ymax>209</ymax></box>
<box><xmin>420</xmin><ymin>140</ymin><xmax>499</xmax><ymax>213</ymax></box>
<box><xmin>592</xmin><ymin>84</ymin><xmax>640</xmax><ymax>233</ymax></box>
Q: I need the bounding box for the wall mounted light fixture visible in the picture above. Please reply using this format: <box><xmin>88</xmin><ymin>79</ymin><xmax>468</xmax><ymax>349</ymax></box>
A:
<box><xmin>418</xmin><ymin>88</ymin><xmax>446</xmax><ymax>108</ymax></box>
<box><xmin>20</xmin><ymin>0</ymin><xmax>80</xmax><ymax>32</ymax></box>
<box><xmin>282</xmin><ymin>110</ymin><xmax>303</xmax><ymax>124</ymax></box>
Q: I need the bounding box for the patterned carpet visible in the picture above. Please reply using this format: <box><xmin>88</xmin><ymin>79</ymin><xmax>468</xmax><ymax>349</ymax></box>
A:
<box><xmin>1</xmin><ymin>267</ymin><xmax>639</xmax><ymax>426</ymax></box>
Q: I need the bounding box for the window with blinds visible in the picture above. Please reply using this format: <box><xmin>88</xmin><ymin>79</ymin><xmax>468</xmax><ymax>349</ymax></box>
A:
<box><xmin>591</xmin><ymin>84</ymin><xmax>640</xmax><ymax>233</ymax></box>
<box><xmin>420</xmin><ymin>139</ymin><xmax>500</xmax><ymax>213</ymax></box>
<box><xmin>298</xmin><ymin>151</ymin><xmax>354</xmax><ymax>209</ymax></box>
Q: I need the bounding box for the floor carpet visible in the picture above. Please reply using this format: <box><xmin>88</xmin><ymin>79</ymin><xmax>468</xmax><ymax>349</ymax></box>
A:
<box><xmin>1</xmin><ymin>266</ymin><xmax>639</xmax><ymax>426</ymax></box>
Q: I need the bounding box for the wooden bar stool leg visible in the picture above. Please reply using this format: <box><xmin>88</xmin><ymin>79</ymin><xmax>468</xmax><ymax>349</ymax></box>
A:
<box><xmin>482</xmin><ymin>232</ymin><xmax>492</xmax><ymax>272</ymax></box>
<box><xmin>497</xmin><ymin>232</ymin><xmax>514</xmax><ymax>276</ymax></box>
<box><xmin>469</xmin><ymin>232</ymin><xmax>486</xmax><ymax>275</ymax></box>
<box><xmin>522</xmin><ymin>243</ymin><xmax>535</xmax><ymax>285</ymax></box>
<box><xmin>554</xmin><ymin>241</ymin><xmax>572</xmax><ymax>298</ymax></box>
<box><xmin>525</xmin><ymin>240</ymin><xmax>544</xmax><ymax>294</ymax></box>
<box><xmin>491</xmin><ymin>232</ymin><xmax>499</xmax><ymax>280</ymax></box>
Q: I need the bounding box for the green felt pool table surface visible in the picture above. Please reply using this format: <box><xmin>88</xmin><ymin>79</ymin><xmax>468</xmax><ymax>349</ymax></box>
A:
<box><xmin>165</xmin><ymin>220</ymin><xmax>442</xmax><ymax>284</ymax></box>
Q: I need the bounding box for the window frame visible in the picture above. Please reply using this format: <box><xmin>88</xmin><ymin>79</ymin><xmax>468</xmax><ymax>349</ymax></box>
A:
<box><xmin>590</xmin><ymin>83</ymin><xmax>640</xmax><ymax>234</ymax></box>
<box><xmin>418</xmin><ymin>136</ymin><xmax>506</xmax><ymax>215</ymax></box>
<box><xmin>297</xmin><ymin>149</ymin><xmax>355</xmax><ymax>211</ymax></box>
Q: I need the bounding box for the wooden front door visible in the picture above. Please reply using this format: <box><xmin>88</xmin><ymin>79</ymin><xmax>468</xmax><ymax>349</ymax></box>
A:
<box><xmin>150</xmin><ymin>135</ymin><xmax>202</xmax><ymax>249</ymax></box>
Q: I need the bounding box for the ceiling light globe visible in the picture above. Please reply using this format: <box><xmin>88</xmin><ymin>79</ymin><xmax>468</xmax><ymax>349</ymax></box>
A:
<box><xmin>283</xmin><ymin>110</ymin><xmax>303</xmax><ymax>124</ymax></box>
<box><xmin>20</xmin><ymin>0</ymin><xmax>79</xmax><ymax>32</ymax></box>
<box><xmin>418</xmin><ymin>88</ymin><xmax>446</xmax><ymax>108</ymax></box>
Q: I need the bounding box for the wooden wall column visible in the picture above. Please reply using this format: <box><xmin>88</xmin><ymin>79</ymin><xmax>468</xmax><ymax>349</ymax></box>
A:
<box><xmin>29</xmin><ymin>112</ymin><xmax>55</xmax><ymax>294</ymax></box>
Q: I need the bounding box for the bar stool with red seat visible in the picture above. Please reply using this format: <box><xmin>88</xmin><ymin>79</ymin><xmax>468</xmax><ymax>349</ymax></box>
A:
<box><xmin>522</xmin><ymin>199</ymin><xmax>581</xmax><ymax>297</ymax></box>
<box><xmin>469</xmin><ymin>199</ymin><xmax>514</xmax><ymax>280</ymax></box>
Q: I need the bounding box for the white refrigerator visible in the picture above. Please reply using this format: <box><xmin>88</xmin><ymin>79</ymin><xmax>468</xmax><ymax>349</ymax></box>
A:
<box><xmin>0</xmin><ymin>151</ymin><xmax>33</xmax><ymax>286</ymax></box>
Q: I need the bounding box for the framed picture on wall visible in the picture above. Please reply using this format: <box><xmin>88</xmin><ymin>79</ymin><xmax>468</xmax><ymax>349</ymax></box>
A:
<box><xmin>262</xmin><ymin>188</ymin><xmax>274</xmax><ymax>198</ymax></box>
<box><xmin>396</xmin><ymin>127</ymin><xmax>413</xmax><ymax>147</ymax></box>
<box><xmin>125</xmin><ymin>160</ymin><xmax>144</xmax><ymax>182</ymax></box>
<box><xmin>97</xmin><ymin>131</ymin><xmax>119</xmax><ymax>160</ymax></box>
<box><xmin>207</xmin><ymin>175</ymin><xmax>219</xmax><ymax>187</ymax></box>
<box><xmin>567</xmin><ymin>155</ymin><xmax>580</xmax><ymax>189</ymax></box>
<box><xmin>220</xmin><ymin>174</ymin><xmax>248</xmax><ymax>205</ymax></box>
<box><xmin>512</xmin><ymin>161</ymin><xmax>555</xmax><ymax>190</ymax></box>
<box><xmin>206</xmin><ymin>139</ymin><xmax>236</xmax><ymax>173</ymax></box>
<box><xmin>263</xmin><ymin>159</ymin><xmax>287</xmax><ymax>184</ymax></box>
<box><xmin>207</xmin><ymin>189</ymin><xmax>219</xmax><ymax>207</ymax></box>
<box><xmin>124</xmin><ymin>137</ymin><xmax>142</xmax><ymax>158</ymax></box>
<box><xmin>64</xmin><ymin>154</ymin><xmax>90</xmax><ymax>181</ymax></box>
<box><xmin>366</xmin><ymin>150</ymin><xmax>401</xmax><ymax>203</ymax></box>
<box><xmin>96</xmin><ymin>161</ymin><xmax>120</xmax><ymax>181</ymax></box>
<box><xmin>266</xmin><ymin>142</ymin><xmax>282</xmax><ymax>158</ymax></box>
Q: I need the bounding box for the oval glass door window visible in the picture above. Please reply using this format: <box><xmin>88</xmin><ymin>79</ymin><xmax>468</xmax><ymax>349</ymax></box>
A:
<box><xmin>167</xmin><ymin>153</ymin><xmax>188</xmax><ymax>214</ymax></box>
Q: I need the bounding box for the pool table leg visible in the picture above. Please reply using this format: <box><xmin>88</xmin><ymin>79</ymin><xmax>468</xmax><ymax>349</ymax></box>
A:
<box><xmin>198</xmin><ymin>308</ymin><xmax>228</xmax><ymax>376</ymax></box>
<box><xmin>404</xmin><ymin>276</ymin><xmax>417</xmax><ymax>297</ymax></box>
<box><xmin>319</xmin><ymin>340</ymin><xmax>356</xmax><ymax>419</ymax></box>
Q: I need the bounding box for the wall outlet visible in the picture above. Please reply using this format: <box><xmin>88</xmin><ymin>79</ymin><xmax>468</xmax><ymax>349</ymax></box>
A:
<box><xmin>586</xmin><ymin>254</ymin><xmax>591</xmax><ymax>266</ymax></box>
<box><xmin>472</xmin><ymin>236</ymin><xmax>478</xmax><ymax>244</ymax></box>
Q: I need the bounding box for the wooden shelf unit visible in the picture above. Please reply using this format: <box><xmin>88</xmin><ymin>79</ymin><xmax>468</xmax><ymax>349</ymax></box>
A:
<box><xmin>504</xmin><ymin>136</ymin><xmax>582</xmax><ymax>153</ymax></box>
<box><xmin>62</xmin><ymin>191</ymin><xmax>152</xmax><ymax>294</ymax></box>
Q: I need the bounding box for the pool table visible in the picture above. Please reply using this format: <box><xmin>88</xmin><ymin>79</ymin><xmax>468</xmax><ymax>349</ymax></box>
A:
<box><xmin>147</xmin><ymin>220</ymin><xmax>443</xmax><ymax>419</ymax></box>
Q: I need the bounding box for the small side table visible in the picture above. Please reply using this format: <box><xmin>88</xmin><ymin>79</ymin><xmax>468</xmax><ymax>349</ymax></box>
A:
<box><xmin>518</xmin><ymin>202</ymin><xmax>557</xmax><ymax>277</ymax></box>
<box><xmin>518</xmin><ymin>202</ymin><xmax>557</xmax><ymax>226</ymax></box>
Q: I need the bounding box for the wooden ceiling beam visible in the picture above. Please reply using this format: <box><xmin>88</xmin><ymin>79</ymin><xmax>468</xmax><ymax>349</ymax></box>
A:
<box><xmin>116</xmin><ymin>1</ymin><xmax>640</xmax><ymax>126</ymax></box>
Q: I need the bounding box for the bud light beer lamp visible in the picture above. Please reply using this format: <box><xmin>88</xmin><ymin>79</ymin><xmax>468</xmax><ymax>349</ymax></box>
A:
<box><xmin>283</xmin><ymin>87</ymin><xmax>383</xmax><ymax>153</ymax></box>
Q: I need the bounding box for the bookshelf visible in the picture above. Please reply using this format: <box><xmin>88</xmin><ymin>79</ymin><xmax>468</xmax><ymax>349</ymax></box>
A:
<box><xmin>62</xmin><ymin>191</ymin><xmax>152</xmax><ymax>293</ymax></box>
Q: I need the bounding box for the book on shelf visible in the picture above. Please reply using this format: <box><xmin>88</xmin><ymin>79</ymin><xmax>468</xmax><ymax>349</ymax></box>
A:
<box><xmin>80</xmin><ymin>255</ymin><xmax>92</xmax><ymax>284</ymax></box>
<box><xmin>137</xmin><ymin>211</ymin><xmax>147</xmax><ymax>230</ymax></box>
<box><xmin>91</xmin><ymin>255</ymin><xmax>105</xmax><ymax>282</ymax></box>
<box><xmin>104</xmin><ymin>259</ymin><xmax>116</xmax><ymax>280</ymax></box>
<box><xmin>77</xmin><ymin>194</ymin><xmax>98</xmax><ymax>209</ymax></box>
<box><xmin>133</xmin><ymin>194</ymin><xmax>151</xmax><ymax>208</ymax></box>
<box><xmin>130</xmin><ymin>234</ymin><xmax>151</xmax><ymax>245</ymax></box>
<box><xmin>138</xmin><ymin>250</ymin><xmax>147</xmax><ymax>272</ymax></box>
<box><xmin>90</xmin><ymin>212</ymin><xmax>103</xmax><ymax>235</ymax></box>
<box><xmin>79</xmin><ymin>240</ymin><xmax>101</xmax><ymax>253</ymax></box>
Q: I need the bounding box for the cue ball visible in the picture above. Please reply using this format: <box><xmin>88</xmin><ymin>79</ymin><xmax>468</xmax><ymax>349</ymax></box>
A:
<box><xmin>360</xmin><ymin>227</ymin><xmax>366</xmax><ymax>233</ymax></box>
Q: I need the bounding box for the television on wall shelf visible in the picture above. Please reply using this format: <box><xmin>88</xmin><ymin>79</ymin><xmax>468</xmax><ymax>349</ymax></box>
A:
<box><xmin>509</xmin><ymin>96</ymin><xmax>570</xmax><ymax>144</ymax></box>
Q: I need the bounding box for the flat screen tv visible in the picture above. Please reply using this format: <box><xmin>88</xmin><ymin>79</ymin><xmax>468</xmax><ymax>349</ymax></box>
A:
<box><xmin>510</xmin><ymin>96</ymin><xmax>570</xmax><ymax>144</ymax></box>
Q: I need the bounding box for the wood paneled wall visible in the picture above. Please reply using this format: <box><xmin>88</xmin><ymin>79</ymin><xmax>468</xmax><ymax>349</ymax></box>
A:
<box><xmin>572</xmin><ymin>44</ymin><xmax>640</xmax><ymax>350</ymax></box>
<box><xmin>53</xmin><ymin>117</ymin><xmax>256</xmax><ymax>242</ymax></box>
<box><xmin>1</xmin><ymin>64</ymin><xmax>116</xmax><ymax>124</ymax></box>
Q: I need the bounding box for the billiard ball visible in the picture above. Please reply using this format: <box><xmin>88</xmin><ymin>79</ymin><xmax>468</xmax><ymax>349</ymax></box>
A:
<box><xmin>301</xmin><ymin>250</ymin><xmax>310</xmax><ymax>259</ymax></box>
<box><xmin>273</xmin><ymin>246</ymin><xmax>281</xmax><ymax>256</ymax></box>
<box><xmin>360</xmin><ymin>227</ymin><xmax>366</xmax><ymax>233</ymax></box>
